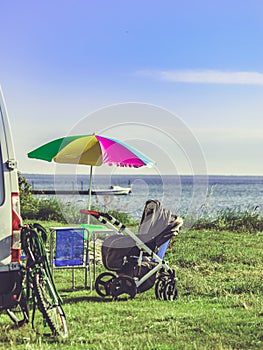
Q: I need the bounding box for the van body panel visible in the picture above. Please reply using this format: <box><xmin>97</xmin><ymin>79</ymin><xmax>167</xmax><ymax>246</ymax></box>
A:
<box><xmin>0</xmin><ymin>87</ymin><xmax>22</xmax><ymax>309</ymax></box>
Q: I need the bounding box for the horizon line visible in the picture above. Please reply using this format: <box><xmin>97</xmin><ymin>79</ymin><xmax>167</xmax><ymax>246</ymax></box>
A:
<box><xmin>21</xmin><ymin>172</ymin><xmax>263</xmax><ymax>177</ymax></box>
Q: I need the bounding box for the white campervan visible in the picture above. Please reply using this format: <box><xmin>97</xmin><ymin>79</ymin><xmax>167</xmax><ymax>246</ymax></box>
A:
<box><xmin>0</xmin><ymin>87</ymin><xmax>22</xmax><ymax>310</ymax></box>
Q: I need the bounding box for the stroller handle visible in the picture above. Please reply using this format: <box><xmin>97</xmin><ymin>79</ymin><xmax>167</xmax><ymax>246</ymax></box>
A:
<box><xmin>80</xmin><ymin>209</ymin><xmax>99</xmax><ymax>217</ymax></box>
<box><xmin>80</xmin><ymin>209</ymin><xmax>111</xmax><ymax>220</ymax></box>
<box><xmin>80</xmin><ymin>209</ymin><xmax>126</xmax><ymax>232</ymax></box>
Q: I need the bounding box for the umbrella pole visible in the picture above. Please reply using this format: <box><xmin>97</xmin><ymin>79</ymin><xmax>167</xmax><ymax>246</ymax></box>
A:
<box><xmin>88</xmin><ymin>165</ymin><xmax>93</xmax><ymax>224</ymax></box>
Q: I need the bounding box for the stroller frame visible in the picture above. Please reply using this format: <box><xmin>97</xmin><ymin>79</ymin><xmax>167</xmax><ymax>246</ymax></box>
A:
<box><xmin>81</xmin><ymin>200</ymin><xmax>183</xmax><ymax>300</ymax></box>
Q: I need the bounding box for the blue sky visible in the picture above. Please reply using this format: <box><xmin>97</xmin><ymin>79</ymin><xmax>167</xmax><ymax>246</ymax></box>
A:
<box><xmin>0</xmin><ymin>0</ymin><xmax>262</xmax><ymax>175</ymax></box>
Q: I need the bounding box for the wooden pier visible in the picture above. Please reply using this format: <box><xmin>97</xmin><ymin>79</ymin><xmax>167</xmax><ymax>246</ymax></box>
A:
<box><xmin>32</xmin><ymin>190</ymin><xmax>90</xmax><ymax>195</ymax></box>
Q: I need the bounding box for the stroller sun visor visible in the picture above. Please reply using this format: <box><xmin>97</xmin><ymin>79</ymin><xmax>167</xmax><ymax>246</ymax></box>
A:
<box><xmin>102</xmin><ymin>200</ymin><xmax>183</xmax><ymax>271</ymax></box>
<box><xmin>138</xmin><ymin>200</ymin><xmax>182</xmax><ymax>246</ymax></box>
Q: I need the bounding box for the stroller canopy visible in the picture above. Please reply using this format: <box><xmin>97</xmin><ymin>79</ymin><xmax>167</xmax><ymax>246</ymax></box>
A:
<box><xmin>138</xmin><ymin>199</ymin><xmax>182</xmax><ymax>247</ymax></box>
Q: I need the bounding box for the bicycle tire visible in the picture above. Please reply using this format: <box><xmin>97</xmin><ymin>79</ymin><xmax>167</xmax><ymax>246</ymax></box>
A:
<box><xmin>6</xmin><ymin>292</ymin><xmax>29</xmax><ymax>327</ymax></box>
<box><xmin>33</xmin><ymin>272</ymin><xmax>68</xmax><ymax>338</ymax></box>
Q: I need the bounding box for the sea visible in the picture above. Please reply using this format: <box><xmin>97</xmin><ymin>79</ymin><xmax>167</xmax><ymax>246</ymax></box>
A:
<box><xmin>23</xmin><ymin>174</ymin><xmax>263</xmax><ymax>221</ymax></box>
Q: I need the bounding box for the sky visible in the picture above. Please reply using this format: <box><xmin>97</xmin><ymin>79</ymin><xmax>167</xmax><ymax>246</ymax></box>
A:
<box><xmin>0</xmin><ymin>0</ymin><xmax>262</xmax><ymax>176</ymax></box>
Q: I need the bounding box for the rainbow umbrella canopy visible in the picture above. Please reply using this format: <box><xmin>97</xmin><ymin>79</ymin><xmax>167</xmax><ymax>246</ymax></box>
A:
<box><xmin>28</xmin><ymin>134</ymin><xmax>155</xmax><ymax>210</ymax></box>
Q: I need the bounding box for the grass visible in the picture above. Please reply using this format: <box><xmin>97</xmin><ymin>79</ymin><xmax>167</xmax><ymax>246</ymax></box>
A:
<box><xmin>1</xmin><ymin>224</ymin><xmax>263</xmax><ymax>349</ymax></box>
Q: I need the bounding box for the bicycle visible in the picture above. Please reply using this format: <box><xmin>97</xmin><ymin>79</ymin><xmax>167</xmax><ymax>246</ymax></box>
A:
<box><xmin>6</xmin><ymin>223</ymin><xmax>68</xmax><ymax>338</ymax></box>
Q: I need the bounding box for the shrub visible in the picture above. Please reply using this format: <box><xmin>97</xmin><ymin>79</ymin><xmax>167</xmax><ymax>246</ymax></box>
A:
<box><xmin>19</xmin><ymin>173</ymin><xmax>67</xmax><ymax>222</ymax></box>
<box><xmin>18</xmin><ymin>172</ymin><xmax>39</xmax><ymax>219</ymax></box>
<box><xmin>108</xmin><ymin>209</ymin><xmax>138</xmax><ymax>226</ymax></box>
<box><xmin>192</xmin><ymin>207</ymin><xmax>263</xmax><ymax>233</ymax></box>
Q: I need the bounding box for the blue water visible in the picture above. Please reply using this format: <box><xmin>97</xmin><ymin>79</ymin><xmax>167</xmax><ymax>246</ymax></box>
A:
<box><xmin>23</xmin><ymin>174</ymin><xmax>263</xmax><ymax>221</ymax></box>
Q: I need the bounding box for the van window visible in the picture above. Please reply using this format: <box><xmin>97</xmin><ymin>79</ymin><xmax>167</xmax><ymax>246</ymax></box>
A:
<box><xmin>0</xmin><ymin>145</ymin><xmax>4</xmax><ymax>205</ymax></box>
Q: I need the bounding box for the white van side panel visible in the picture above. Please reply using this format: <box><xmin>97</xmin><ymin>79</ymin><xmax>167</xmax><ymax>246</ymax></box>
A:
<box><xmin>0</xmin><ymin>88</ymin><xmax>20</xmax><ymax>271</ymax></box>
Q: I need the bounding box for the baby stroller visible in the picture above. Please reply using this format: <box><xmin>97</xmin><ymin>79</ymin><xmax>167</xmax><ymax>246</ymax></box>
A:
<box><xmin>82</xmin><ymin>200</ymin><xmax>183</xmax><ymax>300</ymax></box>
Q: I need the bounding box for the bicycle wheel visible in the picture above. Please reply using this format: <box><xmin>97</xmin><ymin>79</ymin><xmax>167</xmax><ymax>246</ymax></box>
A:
<box><xmin>6</xmin><ymin>292</ymin><xmax>29</xmax><ymax>327</ymax></box>
<box><xmin>33</xmin><ymin>272</ymin><xmax>68</xmax><ymax>338</ymax></box>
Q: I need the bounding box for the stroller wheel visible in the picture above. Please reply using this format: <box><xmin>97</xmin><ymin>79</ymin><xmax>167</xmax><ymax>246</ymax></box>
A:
<box><xmin>95</xmin><ymin>272</ymin><xmax>116</xmax><ymax>297</ymax></box>
<box><xmin>110</xmin><ymin>276</ymin><xmax>137</xmax><ymax>300</ymax></box>
<box><xmin>163</xmin><ymin>279</ymin><xmax>178</xmax><ymax>301</ymax></box>
<box><xmin>155</xmin><ymin>278</ymin><xmax>166</xmax><ymax>300</ymax></box>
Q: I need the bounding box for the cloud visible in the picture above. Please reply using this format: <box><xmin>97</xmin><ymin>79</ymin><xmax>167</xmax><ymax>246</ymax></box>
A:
<box><xmin>135</xmin><ymin>69</ymin><xmax>263</xmax><ymax>85</ymax></box>
<box><xmin>194</xmin><ymin>127</ymin><xmax>263</xmax><ymax>141</ymax></box>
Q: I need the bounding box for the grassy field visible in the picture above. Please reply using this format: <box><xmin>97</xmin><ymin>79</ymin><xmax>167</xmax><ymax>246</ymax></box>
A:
<box><xmin>0</xmin><ymin>224</ymin><xmax>263</xmax><ymax>349</ymax></box>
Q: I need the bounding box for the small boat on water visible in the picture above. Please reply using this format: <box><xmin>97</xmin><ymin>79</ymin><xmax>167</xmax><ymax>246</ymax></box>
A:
<box><xmin>91</xmin><ymin>185</ymin><xmax>132</xmax><ymax>196</ymax></box>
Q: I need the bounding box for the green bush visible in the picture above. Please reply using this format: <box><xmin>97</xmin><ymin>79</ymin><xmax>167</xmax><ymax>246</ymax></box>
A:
<box><xmin>192</xmin><ymin>207</ymin><xmax>263</xmax><ymax>233</ymax></box>
<box><xmin>18</xmin><ymin>172</ymin><xmax>39</xmax><ymax>219</ymax></box>
<box><xmin>108</xmin><ymin>209</ymin><xmax>138</xmax><ymax>226</ymax></box>
<box><xmin>19</xmin><ymin>173</ymin><xmax>68</xmax><ymax>222</ymax></box>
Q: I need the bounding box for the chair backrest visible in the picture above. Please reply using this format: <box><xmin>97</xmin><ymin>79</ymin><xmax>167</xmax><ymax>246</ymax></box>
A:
<box><xmin>55</xmin><ymin>228</ymin><xmax>85</xmax><ymax>267</ymax></box>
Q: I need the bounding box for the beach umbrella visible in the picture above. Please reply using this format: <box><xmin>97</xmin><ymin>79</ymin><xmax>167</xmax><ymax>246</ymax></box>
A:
<box><xmin>28</xmin><ymin>134</ymin><xmax>155</xmax><ymax>213</ymax></box>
